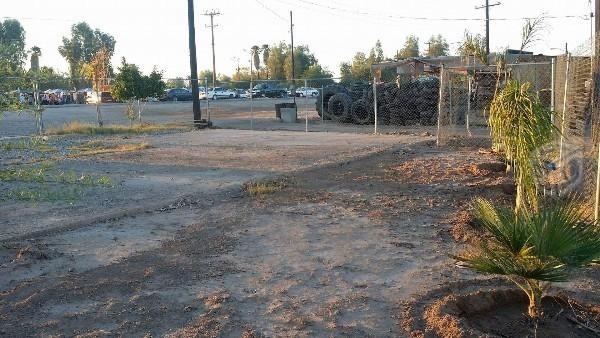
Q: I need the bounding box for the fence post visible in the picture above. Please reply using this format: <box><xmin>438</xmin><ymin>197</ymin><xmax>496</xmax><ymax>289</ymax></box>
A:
<box><xmin>320</xmin><ymin>85</ymin><xmax>324</xmax><ymax>125</ymax></box>
<box><xmin>205</xmin><ymin>78</ymin><xmax>210</xmax><ymax>123</ymax></box>
<box><xmin>250</xmin><ymin>74</ymin><xmax>254</xmax><ymax>130</ymax></box>
<box><xmin>550</xmin><ymin>58</ymin><xmax>555</xmax><ymax>119</ymax></box>
<box><xmin>137</xmin><ymin>98</ymin><xmax>142</xmax><ymax>124</ymax></box>
<box><xmin>373</xmin><ymin>77</ymin><xmax>378</xmax><ymax>135</ymax></box>
<box><xmin>595</xmin><ymin>143</ymin><xmax>600</xmax><ymax>221</ymax></box>
<box><xmin>436</xmin><ymin>65</ymin><xmax>444</xmax><ymax>147</ymax></box>
<box><xmin>304</xmin><ymin>79</ymin><xmax>308</xmax><ymax>133</ymax></box>
<box><xmin>466</xmin><ymin>75</ymin><xmax>471</xmax><ymax>137</ymax></box>
<box><xmin>559</xmin><ymin>54</ymin><xmax>570</xmax><ymax>170</ymax></box>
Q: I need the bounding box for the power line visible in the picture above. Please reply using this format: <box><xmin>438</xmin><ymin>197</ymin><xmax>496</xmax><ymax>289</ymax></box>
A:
<box><xmin>253</xmin><ymin>0</ymin><xmax>287</xmax><ymax>22</ymax></box>
<box><xmin>293</xmin><ymin>0</ymin><xmax>587</xmax><ymax>22</ymax></box>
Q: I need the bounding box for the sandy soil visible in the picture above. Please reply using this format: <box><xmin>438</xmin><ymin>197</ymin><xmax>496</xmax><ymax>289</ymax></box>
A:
<box><xmin>0</xmin><ymin>133</ymin><xmax>503</xmax><ymax>335</ymax></box>
<box><xmin>1</xmin><ymin>130</ymin><xmax>598</xmax><ymax>337</ymax></box>
<box><xmin>1</xmin><ymin>129</ymin><xmax>410</xmax><ymax>241</ymax></box>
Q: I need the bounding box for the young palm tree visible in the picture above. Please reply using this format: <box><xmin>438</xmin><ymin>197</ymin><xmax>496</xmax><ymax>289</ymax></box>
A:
<box><xmin>488</xmin><ymin>80</ymin><xmax>556</xmax><ymax>213</ymax></box>
<box><xmin>456</xmin><ymin>197</ymin><xmax>600</xmax><ymax>318</ymax></box>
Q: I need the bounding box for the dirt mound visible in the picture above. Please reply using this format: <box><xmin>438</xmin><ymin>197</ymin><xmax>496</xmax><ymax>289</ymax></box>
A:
<box><xmin>402</xmin><ymin>280</ymin><xmax>600</xmax><ymax>338</ymax></box>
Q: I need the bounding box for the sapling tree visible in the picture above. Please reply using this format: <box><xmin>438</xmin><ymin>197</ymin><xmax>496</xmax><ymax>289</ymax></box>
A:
<box><xmin>111</xmin><ymin>59</ymin><xmax>164</xmax><ymax>124</ymax></box>
<box><xmin>488</xmin><ymin>80</ymin><xmax>556</xmax><ymax>213</ymax></box>
<box><xmin>124</xmin><ymin>100</ymin><xmax>136</xmax><ymax>127</ymax></box>
<box><xmin>81</xmin><ymin>48</ymin><xmax>111</xmax><ymax>127</ymax></box>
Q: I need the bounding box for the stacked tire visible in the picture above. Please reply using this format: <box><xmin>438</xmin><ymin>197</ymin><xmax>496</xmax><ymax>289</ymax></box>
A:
<box><xmin>316</xmin><ymin>85</ymin><xmax>348</xmax><ymax>120</ymax></box>
<box><xmin>327</xmin><ymin>93</ymin><xmax>353</xmax><ymax>122</ymax></box>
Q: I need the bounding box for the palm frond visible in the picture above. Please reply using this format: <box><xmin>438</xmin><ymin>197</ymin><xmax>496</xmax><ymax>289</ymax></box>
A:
<box><xmin>461</xmin><ymin>197</ymin><xmax>600</xmax><ymax>282</ymax></box>
<box><xmin>473</xmin><ymin>197</ymin><xmax>529</xmax><ymax>254</ymax></box>
<box><xmin>529</xmin><ymin>197</ymin><xmax>600</xmax><ymax>266</ymax></box>
<box><xmin>455</xmin><ymin>243</ymin><xmax>568</xmax><ymax>282</ymax></box>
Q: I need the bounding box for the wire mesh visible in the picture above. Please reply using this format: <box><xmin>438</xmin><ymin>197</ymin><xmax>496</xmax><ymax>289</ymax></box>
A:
<box><xmin>545</xmin><ymin>55</ymin><xmax>595</xmax><ymax>214</ymax></box>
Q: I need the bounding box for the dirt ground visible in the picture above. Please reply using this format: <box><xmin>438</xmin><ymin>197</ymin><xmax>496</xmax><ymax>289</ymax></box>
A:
<box><xmin>1</xmin><ymin>128</ymin><xmax>599</xmax><ymax>337</ymax></box>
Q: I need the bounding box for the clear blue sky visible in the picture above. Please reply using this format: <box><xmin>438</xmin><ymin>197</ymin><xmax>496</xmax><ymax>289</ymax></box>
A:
<box><xmin>2</xmin><ymin>0</ymin><xmax>593</xmax><ymax>79</ymax></box>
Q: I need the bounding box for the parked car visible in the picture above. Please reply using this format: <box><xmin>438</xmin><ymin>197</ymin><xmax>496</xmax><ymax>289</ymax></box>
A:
<box><xmin>160</xmin><ymin>88</ymin><xmax>192</xmax><ymax>101</ymax></box>
<box><xmin>203</xmin><ymin>87</ymin><xmax>236</xmax><ymax>100</ymax></box>
<box><xmin>86</xmin><ymin>91</ymin><xmax>114</xmax><ymax>104</ymax></box>
<box><xmin>252</xmin><ymin>83</ymin><xmax>287</xmax><ymax>98</ymax></box>
<box><xmin>295</xmin><ymin>87</ymin><xmax>320</xmax><ymax>97</ymax></box>
<box><xmin>236</xmin><ymin>89</ymin><xmax>249</xmax><ymax>99</ymax></box>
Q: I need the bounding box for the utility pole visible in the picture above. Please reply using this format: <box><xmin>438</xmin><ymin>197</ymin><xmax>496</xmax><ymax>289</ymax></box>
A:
<box><xmin>203</xmin><ymin>10</ymin><xmax>221</xmax><ymax>88</ymax></box>
<box><xmin>475</xmin><ymin>0</ymin><xmax>501</xmax><ymax>62</ymax></box>
<box><xmin>290</xmin><ymin>11</ymin><xmax>296</xmax><ymax>104</ymax></box>
<box><xmin>187</xmin><ymin>0</ymin><xmax>202</xmax><ymax>126</ymax></box>
<box><xmin>426</xmin><ymin>40</ymin><xmax>433</xmax><ymax>57</ymax></box>
<box><xmin>594</xmin><ymin>0</ymin><xmax>600</xmax><ymax>220</ymax></box>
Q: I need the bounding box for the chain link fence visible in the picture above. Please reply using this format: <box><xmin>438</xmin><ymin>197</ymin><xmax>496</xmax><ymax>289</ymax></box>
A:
<box><xmin>548</xmin><ymin>55</ymin><xmax>596</xmax><ymax>216</ymax></box>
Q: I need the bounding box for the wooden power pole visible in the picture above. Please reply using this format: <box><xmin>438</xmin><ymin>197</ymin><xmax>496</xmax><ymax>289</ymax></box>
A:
<box><xmin>475</xmin><ymin>0</ymin><xmax>501</xmax><ymax>62</ymax></box>
<box><xmin>187</xmin><ymin>0</ymin><xmax>202</xmax><ymax>126</ymax></box>
<box><xmin>203</xmin><ymin>10</ymin><xmax>221</xmax><ymax>88</ymax></box>
<box><xmin>290</xmin><ymin>11</ymin><xmax>296</xmax><ymax>104</ymax></box>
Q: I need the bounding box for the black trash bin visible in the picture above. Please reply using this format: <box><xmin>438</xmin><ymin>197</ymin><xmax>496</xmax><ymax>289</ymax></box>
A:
<box><xmin>275</xmin><ymin>102</ymin><xmax>297</xmax><ymax>119</ymax></box>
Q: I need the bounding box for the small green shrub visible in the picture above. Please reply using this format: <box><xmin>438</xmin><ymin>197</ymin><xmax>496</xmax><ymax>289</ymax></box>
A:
<box><xmin>243</xmin><ymin>179</ymin><xmax>287</xmax><ymax>196</ymax></box>
<box><xmin>455</xmin><ymin>197</ymin><xmax>600</xmax><ymax>318</ymax></box>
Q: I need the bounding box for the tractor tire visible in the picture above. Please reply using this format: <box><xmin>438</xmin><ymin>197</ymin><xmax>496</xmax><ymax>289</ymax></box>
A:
<box><xmin>327</xmin><ymin>93</ymin><xmax>353</xmax><ymax>122</ymax></box>
<box><xmin>351</xmin><ymin>99</ymin><xmax>372</xmax><ymax>125</ymax></box>
<box><xmin>316</xmin><ymin>85</ymin><xmax>349</xmax><ymax>119</ymax></box>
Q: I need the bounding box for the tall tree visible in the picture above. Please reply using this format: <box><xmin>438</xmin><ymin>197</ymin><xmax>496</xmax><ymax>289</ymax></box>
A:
<box><xmin>261</xmin><ymin>44</ymin><xmax>270</xmax><ymax>79</ymax></box>
<box><xmin>145</xmin><ymin>68</ymin><xmax>166</xmax><ymax>99</ymax></box>
<box><xmin>339</xmin><ymin>62</ymin><xmax>353</xmax><ymax>85</ymax></box>
<box><xmin>35</xmin><ymin>67</ymin><xmax>70</xmax><ymax>90</ymax></box>
<box><xmin>166</xmin><ymin>77</ymin><xmax>187</xmax><ymax>89</ymax></box>
<box><xmin>58</xmin><ymin>22</ymin><xmax>115</xmax><ymax>88</ymax></box>
<box><xmin>80</xmin><ymin>48</ymin><xmax>111</xmax><ymax>126</ymax></box>
<box><xmin>284</xmin><ymin>45</ymin><xmax>316</xmax><ymax>80</ymax></box>
<box><xmin>29</xmin><ymin>46</ymin><xmax>41</xmax><ymax>72</ymax></box>
<box><xmin>251</xmin><ymin>45</ymin><xmax>261</xmax><ymax>74</ymax></box>
<box><xmin>198</xmin><ymin>69</ymin><xmax>214</xmax><ymax>85</ymax></box>
<box><xmin>232</xmin><ymin>66</ymin><xmax>252</xmax><ymax>89</ymax></box>
<box><xmin>350</xmin><ymin>52</ymin><xmax>371</xmax><ymax>82</ymax></box>
<box><xmin>111</xmin><ymin>58</ymin><xmax>144</xmax><ymax>101</ymax></box>
<box><xmin>369</xmin><ymin>40</ymin><xmax>385</xmax><ymax>64</ymax></box>
<box><xmin>425</xmin><ymin>34</ymin><xmax>449</xmax><ymax>57</ymax></box>
<box><xmin>397</xmin><ymin>35</ymin><xmax>420</xmax><ymax>59</ymax></box>
<box><xmin>458</xmin><ymin>31</ymin><xmax>487</xmax><ymax>64</ymax></box>
<box><xmin>266</xmin><ymin>42</ymin><xmax>286</xmax><ymax>80</ymax></box>
<box><xmin>302</xmin><ymin>64</ymin><xmax>334</xmax><ymax>87</ymax></box>
<box><xmin>0</xmin><ymin>19</ymin><xmax>26</xmax><ymax>70</ymax></box>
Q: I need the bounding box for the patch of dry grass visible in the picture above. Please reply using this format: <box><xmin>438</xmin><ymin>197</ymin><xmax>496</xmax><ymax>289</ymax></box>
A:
<box><xmin>47</xmin><ymin>121</ymin><xmax>190</xmax><ymax>136</ymax></box>
<box><xmin>68</xmin><ymin>141</ymin><xmax>151</xmax><ymax>157</ymax></box>
<box><xmin>243</xmin><ymin>179</ymin><xmax>287</xmax><ymax>196</ymax></box>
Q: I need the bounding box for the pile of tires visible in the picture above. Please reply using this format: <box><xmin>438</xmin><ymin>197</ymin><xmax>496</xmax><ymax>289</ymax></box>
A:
<box><xmin>317</xmin><ymin>77</ymin><xmax>439</xmax><ymax>126</ymax></box>
<box><xmin>362</xmin><ymin>77</ymin><xmax>440</xmax><ymax>126</ymax></box>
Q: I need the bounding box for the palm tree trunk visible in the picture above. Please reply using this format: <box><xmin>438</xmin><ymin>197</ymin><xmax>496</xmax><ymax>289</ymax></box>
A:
<box><xmin>527</xmin><ymin>280</ymin><xmax>543</xmax><ymax>318</ymax></box>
